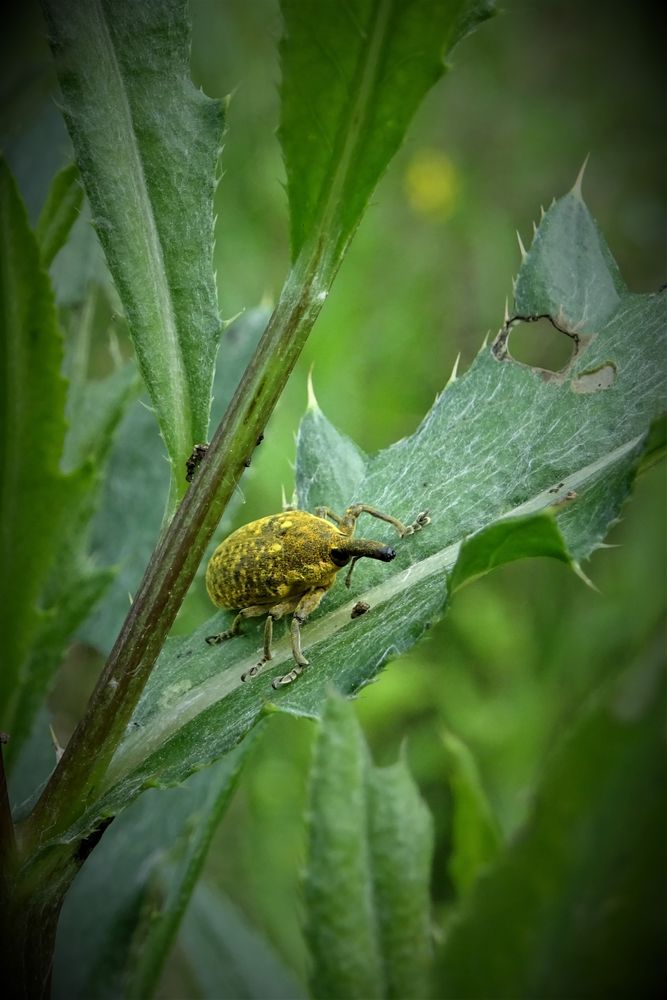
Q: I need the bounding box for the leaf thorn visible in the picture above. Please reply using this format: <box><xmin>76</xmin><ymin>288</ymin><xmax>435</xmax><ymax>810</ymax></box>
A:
<box><xmin>446</xmin><ymin>353</ymin><xmax>461</xmax><ymax>387</ymax></box>
<box><xmin>49</xmin><ymin>724</ymin><xmax>65</xmax><ymax>763</ymax></box>
<box><xmin>572</xmin><ymin>154</ymin><xmax>590</xmax><ymax>199</ymax></box>
<box><xmin>516</xmin><ymin>230</ymin><xmax>527</xmax><ymax>260</ymax></box>
<box><xmin>222</xmin><ymin>308</ymin><xmax>245</xmax><ymax>331</ymax></box>
<box><xmin>572</xmin><ymin>560</ymin><xmax>599</xmax><ymax>592</ymax></box>
<box><xmin>307</xmin><ymin>366</ymin><xmax>320</xmax><ymax>412</ymax></box>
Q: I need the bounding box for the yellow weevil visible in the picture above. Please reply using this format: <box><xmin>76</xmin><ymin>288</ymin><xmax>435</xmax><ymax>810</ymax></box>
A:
<box><xmin>205</xmin><ymin>504</ymin><xmax>430</xmax><ymax>688</ymax></box>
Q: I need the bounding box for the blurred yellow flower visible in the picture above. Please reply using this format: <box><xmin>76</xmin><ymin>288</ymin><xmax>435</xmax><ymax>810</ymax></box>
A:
<box><xmin>404</xmin><ymin>149</ymin><xmax>460</xmax><ymax>219</ymax></box>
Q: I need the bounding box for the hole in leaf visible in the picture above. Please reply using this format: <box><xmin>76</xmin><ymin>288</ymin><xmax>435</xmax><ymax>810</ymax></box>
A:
<box><xmin>508</xmin><ymin>317</ymin><xmax>576</xmax><ymax>372</ymax></box>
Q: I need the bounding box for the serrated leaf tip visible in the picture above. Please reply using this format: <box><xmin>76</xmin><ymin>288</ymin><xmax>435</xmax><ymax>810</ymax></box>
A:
<box><xmin>572</xmin><ymin>560</ymin><xmax>599</xmax><ymax>592</ymax></box>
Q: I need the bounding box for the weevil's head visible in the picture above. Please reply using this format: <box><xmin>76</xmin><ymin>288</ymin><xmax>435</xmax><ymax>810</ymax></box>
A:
<box><xmin>330</xmin><ymin>537</ymin><xmax>396</xmax><ymax>568</ymax></box>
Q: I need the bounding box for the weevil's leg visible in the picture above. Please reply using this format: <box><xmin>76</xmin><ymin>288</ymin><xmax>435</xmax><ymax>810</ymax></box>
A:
<box><xmin>342</xmin><ymin>504</ymin><xmax>431</xmax><ymax>537</ymax></box>
<box><xmin>314</xmin><ymin>506</ymin><xmax>344</xmax><ymax>525</ymax></box>
<box><xmin>272</xmin><ymin>588</ymin><xmax>328</xmax><ymax>688</ymax></box>
<box><xmin>344</xmin><ymin>556</ymin><xmax>360</xmax><ymax>588</ymax></box>
<box><xmin>241</xmin><ymin>599</ymin><xmax>298</xmax><ymax>682</ymax></box>
<box><xmin>205</xmin><ymin>605</ymin><xmax>266</xmax><ymax>645</ymax></box>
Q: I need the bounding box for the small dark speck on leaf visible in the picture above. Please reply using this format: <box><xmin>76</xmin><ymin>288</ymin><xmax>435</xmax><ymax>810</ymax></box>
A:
<box><xmin>186</xmin><ymin>443</ymin><xmax>209</xmax><ymax>482</ymax></box>
<box><xmin>351</xmin><ymin>601</ymin><xmax>371</xmax><ymax>619</ymax></box>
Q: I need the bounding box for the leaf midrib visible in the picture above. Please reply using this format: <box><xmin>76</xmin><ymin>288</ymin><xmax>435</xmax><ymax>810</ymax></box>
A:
<box><xmin>307</xmin><ymin>0</ymin><xmax>392</xmax><ymax>255</ymax></box>
<box><xmin>104</xmin><ymin>431</ymin><xmax>644</xmax><ymax>786</ymax></box>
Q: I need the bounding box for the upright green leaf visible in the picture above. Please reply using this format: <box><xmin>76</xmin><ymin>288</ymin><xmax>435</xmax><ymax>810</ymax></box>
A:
<box><xmin>4</xmin><ymin>270</ymin><xmax>138</xmax><ymax>763</ymax></box>
<box><xmin>279</xmin><ymin>0</ymin><xmax>496</xmax><ymax>260</ymax></box>
<box><xmin>296</xmin><ymin>375</ymin><xmax>367</xmax><ymax>515</ymax></box>
<box><xmin>304</xmin><ymin>693</ymin><xmax>383</xmax><ymax>998</ymax></box>
<box><xmin>0</xmin><ymin>158</ymin><xmax>85</xmax><ymax>759</ymax></box>
<box><xmin>35</xmin><ymin>187</ymin><xmax>666</xmax><ymax>849</ymax></box>
<box><xmin>41</xmin><ymin>0</ymin><xmax>224</xmax><ymax>504</ymax></box>
<box><xmin>436</xmin><ymin>654</ymin><xmax>667</xmax><ymax>998</ymax></box>
<box><xmin>441</xmin><ymin>730</ymin><xmax>502</xmax><ymax>898</ymax></box>
<box><xmin>35</xmin><ymin>162</ymin><xmax>83</xmax><ymax>267</ymax></box>
<box><xmin>303</xmin><ymin>692</ymin><xmax>433</xmax><ymax>999</ymax></box>
<box><xmin>8</xmin><ymin>359</ymin><xmax>140</xmax><ymax>758</ymax></box>
<box><xmin>365</xmin><ymin>756</ymin><xmax>435</xmax><ymax>998</ymax></box>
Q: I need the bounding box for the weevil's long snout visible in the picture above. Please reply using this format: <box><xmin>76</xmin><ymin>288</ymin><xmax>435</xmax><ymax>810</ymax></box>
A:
<box><xmin>371</xmin><ymin>544</ymin><xmax>396</xmax><ymax>562</ymax></box>
<box><xmin>331</xmin><ymin>539</ymin><xmax>396</xmax><ymax>565</ymax></box>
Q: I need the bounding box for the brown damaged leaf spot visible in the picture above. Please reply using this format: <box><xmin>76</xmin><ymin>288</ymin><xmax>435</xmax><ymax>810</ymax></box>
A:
<box><xmin>550</xmin><ymin>489</ymin><xmax>578</xmax><ymax>510</ymax></box>
<box><xmin>491</xmin><ymin>312</ymin><xmax>588</xmax><ymax>382</ymax></box>
<box><xmin>571</xmin><ymin>362</ymin><xmax>617</xmax><ymax>394</ymax></box>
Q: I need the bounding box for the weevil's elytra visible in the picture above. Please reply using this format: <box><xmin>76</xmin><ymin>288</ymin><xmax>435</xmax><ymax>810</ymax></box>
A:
<box><xmin>205</xmin><ymin>504</ymin><xmax>430</xmax><ymax>688</ymax></box>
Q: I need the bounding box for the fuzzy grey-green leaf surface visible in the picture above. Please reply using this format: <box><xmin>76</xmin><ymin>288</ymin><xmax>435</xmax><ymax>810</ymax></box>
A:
<box><xmin>295</xmin><ymin>380</ymin><xmax>368</xmax><ymax>516</ymax></box>
<box><xmin>42</xmin><ymin>188</ymin><xmax>666</xmax><ymax>847</ymax></box>
<box><xmin>41</xmin><ymin>0</ymin><xmax>224</xmax><ymax>503</ymax></box>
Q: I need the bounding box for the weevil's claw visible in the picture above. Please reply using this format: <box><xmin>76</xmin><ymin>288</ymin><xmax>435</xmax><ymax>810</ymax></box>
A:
<box><xmin>241</xmin><ymin>653</ymin><xmax>272</xmax><ymax>683</ymax></box>
<box><xmin>271</xmin><ymin>660</ymin><xmax>308</xmax><ymax>689</ymax></box>
<box><xmin>413</xmin><ymin>510</ymin><xmax>431</xmax><ymax>529</ymax></box>
<box><xmin>401</xmin><ymin>510</ymin><xmax>431</xmax><ymax>538</ymax></box>
<box><xmin>206</xmin><ymin>630</ymin><xmax>233</xmax><ymax>645</ymax></box>
<box><xmin>403</xmin><ymin>510</ymin><xmax>430</xmax><ymax>535</ymax></box>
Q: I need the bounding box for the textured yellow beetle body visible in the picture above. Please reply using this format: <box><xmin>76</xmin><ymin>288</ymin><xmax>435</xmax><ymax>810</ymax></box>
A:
<box><xmin>205</xmin><ymin>504</ymin><xmax>429</xmax><ymax>688</ymax></box>
<box><xmin>206</xmin><ymin>511</ymin><xmax>340</xmax><ymax>610</ymax></box>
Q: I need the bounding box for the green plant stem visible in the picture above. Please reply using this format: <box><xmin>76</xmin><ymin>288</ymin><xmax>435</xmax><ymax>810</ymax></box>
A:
<box><xmin>19</xmin><ymin>239</ymin><xmax>336</xmax><ymax>856</ymax></box>
<box><xmin>0</xmin><ymin>734</ymin><xmax>17</xmax><ymax>936</ymax></box>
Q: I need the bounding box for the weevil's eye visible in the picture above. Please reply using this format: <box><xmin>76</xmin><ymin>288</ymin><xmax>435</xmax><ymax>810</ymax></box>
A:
<box><xmin>330</xmin><ymin>548</ymin><xmax>351</xmax><ymax>567</ymax></box>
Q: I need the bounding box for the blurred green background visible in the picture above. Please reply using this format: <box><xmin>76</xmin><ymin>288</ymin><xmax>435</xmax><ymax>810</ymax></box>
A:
<box><xmin>2</xmin><ymin>0</ymin><xmax>665</xmax><ymax>993</ymax></box>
